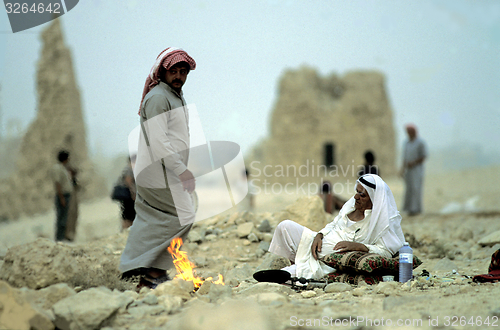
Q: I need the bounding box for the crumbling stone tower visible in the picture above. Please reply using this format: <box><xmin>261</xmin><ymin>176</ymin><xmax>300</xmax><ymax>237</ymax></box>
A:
<box><xmin>249</xmin><ymin>66</ymin><xmax>397</xmax><ymax>186</ymax></box>
<box><xmin>0</xmin><ymin>19</ymin><xmax>104</xmax><ymax>220</ymax></box>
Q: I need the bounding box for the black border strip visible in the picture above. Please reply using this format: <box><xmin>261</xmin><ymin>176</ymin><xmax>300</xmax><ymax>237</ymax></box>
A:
<box><xmin>359</xmin><ymin>176</ymin><xmax>376</xmax><ymax>189</ymax></box>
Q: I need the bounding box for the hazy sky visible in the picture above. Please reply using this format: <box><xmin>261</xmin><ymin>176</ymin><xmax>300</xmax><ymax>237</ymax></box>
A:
<box><xmin>1</xmin><ymin>1</ymin><xmax>499</xmax><ymax>160</ymax></box>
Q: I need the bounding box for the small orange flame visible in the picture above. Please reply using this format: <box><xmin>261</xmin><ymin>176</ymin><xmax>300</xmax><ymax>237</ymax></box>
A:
<box><xmin>167</xmin><ymin>237</ymin><xmax>224</xmax><ymax>289</ymax></box>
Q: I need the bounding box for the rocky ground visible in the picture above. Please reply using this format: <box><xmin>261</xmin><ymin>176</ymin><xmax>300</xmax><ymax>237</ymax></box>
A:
<box><xmin>1</xmin><ymin>166</ymin><xmax>500</xmax><ymax>330</ymax></box>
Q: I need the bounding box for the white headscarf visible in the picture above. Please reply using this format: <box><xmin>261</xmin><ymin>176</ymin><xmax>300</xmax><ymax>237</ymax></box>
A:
<box><xmin>339</xmin><ymin>174</ymin><xmax>405</xmax><ymax>255</ymax></box>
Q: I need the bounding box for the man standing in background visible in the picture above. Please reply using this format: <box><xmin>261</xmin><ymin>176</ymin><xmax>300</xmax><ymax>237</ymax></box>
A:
<box><xmin>401</xmin><ymin>124</ymin><xmax>427</xmax><ymax>216</ymax></box>
<box><xmin>52</xmin><ymin>150</ymin><xmax>73</xmax><ymax>241</ymax></box>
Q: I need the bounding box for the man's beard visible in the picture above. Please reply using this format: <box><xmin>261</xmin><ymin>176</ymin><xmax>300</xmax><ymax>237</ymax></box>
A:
<box><xmin>169</xmin><ymin>80</ymin><xmax>183</xmax><ymax>91</ymax></box>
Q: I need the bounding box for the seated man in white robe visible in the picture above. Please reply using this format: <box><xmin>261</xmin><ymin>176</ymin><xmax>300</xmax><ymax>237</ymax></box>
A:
<box><xmin>269</xmin><ymin>174</ymin><xmax>405</xmax><ymax>280</ymax></box>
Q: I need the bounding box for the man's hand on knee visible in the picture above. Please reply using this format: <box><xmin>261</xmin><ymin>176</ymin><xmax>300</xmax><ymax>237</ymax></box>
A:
<box><xmin>311</xmin><ymin>233</ymin><xmax>324</xmax><ymax>260</ymax></box>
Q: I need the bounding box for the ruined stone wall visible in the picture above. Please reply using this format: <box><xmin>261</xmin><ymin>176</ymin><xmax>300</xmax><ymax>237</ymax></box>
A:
<box><xmin>0</xmin><ymin>19</ymin><xmax>105</xmax><ymax>220</ymax></box>
<box><xmin>248</xmin><ymin>66</ymin><xmax>397</xmax><ymax>187</ymax></box>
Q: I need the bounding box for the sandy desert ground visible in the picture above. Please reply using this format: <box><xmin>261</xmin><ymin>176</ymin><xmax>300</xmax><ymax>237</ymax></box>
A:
<box><xmin>0</xmin><ymin>165</ymin><xmax>499</xmax><ymax>329</ymax></box>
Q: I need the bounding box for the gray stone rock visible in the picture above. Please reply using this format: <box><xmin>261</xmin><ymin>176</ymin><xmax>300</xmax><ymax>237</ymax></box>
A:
<box><xmin>248</xmin><ymin>233</ymin><xmax>260</xmax><ymax>242</ymax></box>
<box><xmin>126</xmin><ymin>304</ymin><xmax>167</xmax><ymax>318</ymax></box>
<box><xmin>141</xmin><ymin>293</ymin><xmax>158</xmax><ymax>305</ymax></box>
<box><xmin>52</xmin><ymin>287</ymin><xmax>134</xmax><ymax>330</ymax></box>
<box><xmin>203</xmin><ymin>216</ymin><xmax>223</xmax><ymax>227</ymax></box>
<box><xmin>0</xmin><ymin>238</ymin><xmax>124</xmax><ymax>290</ymax></box>
<box><xmin>374</xmin><ymin>281</ymin><xmax>399</xmax><ymax>296</ymax></box>
<box><xmin>256</xmin><ymin>253</ymin><xmax>291</xmax><ymax>272</ymax></box>
<box><xmin>352</xmin><ymin>286</ymin><xmax>369</xmax><ymax>296</ymax></box>
<box><xmin>0</xmin><ymin>280</ymin><xmax>54</xmax><ymax>330</ymax></box>
<box><xmin>478</xmin><ymin>230</ymin><xmax>500</xmax><ymax>247</ymax></box>
<box><xmin>242</xmin><ymin>239</ymin><xmax>252</xmax><ymax>246</ymax></box>
<box><xmin>432</xmin><ymin>257</ymin><xmax>459</xmax><ymax>272</ymax></box>
<box><xmin>225</xmin><ymin>212</ymin><xmax>240</xmax><ymax>226</ymax></box>
<box><xmin>194</xmin><ymin>256</ymin><xmax>208</xmax><ymax>267</ymax></box>
<box><xmin>240</xmin><ymin>211</ymin><xmax>257</xmax><ymax>224</ymax></box>
<box><xmin>255</xmin><ymin>248</ymin><xmax>266</xmax><ymax>258</ymax></box>
<box><xmin>204</xmin><ymin>226</ymin><xmax>217</xmax><ymax>235</ymax></box>
<box><xmin>301</xmin><ymin>290</ymin><xmax>317</xmax><ymax>298</ymax></box>
<box><xmin>0</xmin><ymin>239</ymin><xmax>81</xmax><ymax>289</ymax></box>
<box><xmin>262</xmin><ymin>233</ymin><xmax>274</xmax><ymax>243</ymax></box>
<box><xmin>324</xmin><ymin>283</ymin><xmax>352</xmax><ymax>293</ymax></box>
<box><xmin>224</xmin><ymin>263</ymin><xmax>254</xmax><ymax>286</ymax></box>
<box><xmin>257</xmin><ymin>219</ymin><xmax>272</xmax><ymax>233</ymax></box>
<box><xmin>19</xmin><ymin>283</ymin><xmax>76</xmax><ymax>311</ymax></box>
<box><xmin>204</xmin><ymin>234</ymin><xmax>217</xmax><ymax>242</ymax></box>
<box><xmin>157</xmin><ymin>294</ymin><xmax>183</xmax><ymax>314</ymax></box>
<box><xmin>153</xmin><ymin>279</ymin><xmax>194</xmax><ymax>300</ymax></box>
<box><xmin>235</xmin><ymin>217</ymin><xmax>247</xmax><ymax>225</ymax></box>
<box><xmin>258</xmin><ymin>241</ymin><xmax>271</xmax><ymax>252</ymax></box>
<box><xmin>455</xmin><ymin>227</ymin><xmax>474</xmax><ymax>241</ymax></box>
<box><xmin>237</xmin><ymin>222</ymin><xmax>255</xmax><ymax>238</ymax></box>
<box><xmin>208</xmin><ymin>283</ymin><xmax>232</xmax><ymax>302</ymax></box>
<box><xmin>187</xmin><ymin>230</ymin><xmax>204</xmax><ymax>243</ymax></box>
<box><xmin>196</xmin><ymin>280</ymin><xmax>212</xmax><ymax>296</ymax></box>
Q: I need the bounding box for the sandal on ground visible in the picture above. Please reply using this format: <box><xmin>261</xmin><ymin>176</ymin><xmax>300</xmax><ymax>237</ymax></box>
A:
<box><xmin>141</xmin><ymin>274</ymin><xmax>170</xmax><ymax>289</ymax></box>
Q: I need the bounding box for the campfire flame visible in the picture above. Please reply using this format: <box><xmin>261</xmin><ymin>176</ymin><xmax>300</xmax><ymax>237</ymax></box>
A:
<box><xmin>167</xmin><ymin>237</ymin><xmax>224</xmax><ymax>289</ymax></box>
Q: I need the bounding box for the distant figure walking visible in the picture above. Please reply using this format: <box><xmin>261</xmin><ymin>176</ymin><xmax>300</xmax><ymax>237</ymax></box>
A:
<box><xmin>401</xmin><ymin>124</ymin><xmax>427</xmax><ymax>216</ymax></box>
<box><xmin>237</xmin><ymin>168</ymin><xmax>256</xmax><ymax>211</ymax></box>
<box><xmin>358</xmin><ymin>150</ymin><xmax>379</xmax><ymax>177</ymax></box>
<box><xmin>51</xmin><ymin>150</ymin><xmax>73</xmax><ymax>241</ymax></box>
<box><xmin>64</xmin><ymin>165</ymin><xmax>79</xmax><ymax>241</ymax></box>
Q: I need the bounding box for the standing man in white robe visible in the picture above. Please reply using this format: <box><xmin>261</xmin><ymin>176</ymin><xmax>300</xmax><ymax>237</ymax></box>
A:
<box><xmin>120</xmin><ymin>47</ymin><xmax>197</xmax><ymax>290</ymax></box>
<box><xmin>269</xmin><ymin>174</ymin><xmax>405</xmax><ymax>280</ymax></box>
<box><xmin>401</xmin><ymin>124</ymin><xmax>427</xmax><ymax>216</ymax></box>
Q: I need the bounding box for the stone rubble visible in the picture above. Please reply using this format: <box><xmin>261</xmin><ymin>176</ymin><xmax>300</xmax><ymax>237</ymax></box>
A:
<box><xmin>52</xmin><ymin>287</ymin><xmax>134</xmax><ymax>330</ymax></box>
<box><xmin>1</xmin><ymin>197</ymin><xmax>500</xmax><ymax>329</ymax></box>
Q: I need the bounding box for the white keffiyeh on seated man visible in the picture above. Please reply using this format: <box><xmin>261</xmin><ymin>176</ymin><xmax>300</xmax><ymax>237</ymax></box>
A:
<box><xmin>268</xmin><ymin>174</ymin><xmax>405</xmax><ymax>279</ymax></box>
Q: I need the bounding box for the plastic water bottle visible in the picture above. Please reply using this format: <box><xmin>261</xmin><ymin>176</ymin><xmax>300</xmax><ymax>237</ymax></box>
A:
<box><xmin>399</xmin><ymin>242</ymin><xmax>413</xmax><ymax>283</ymax></box>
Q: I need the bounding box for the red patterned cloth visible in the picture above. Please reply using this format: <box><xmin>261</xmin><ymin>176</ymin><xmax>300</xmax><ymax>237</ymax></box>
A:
<box><xmin>321</xmin><ymin>251</ymin><xmax>423</xmax><ymax>285</ymax></box>
<box><xmin>473</xmin><ymin>249</ymin><xmax>500</xmax><ymax>283</ymax></box>
<box><xmin>138</xmin><ymin>47</ymin><xmax>196</xmax><ymax>114</ymax></box>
